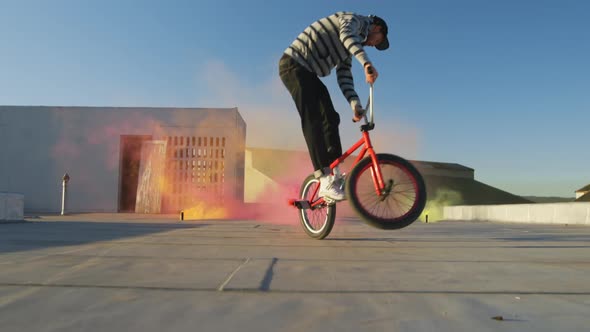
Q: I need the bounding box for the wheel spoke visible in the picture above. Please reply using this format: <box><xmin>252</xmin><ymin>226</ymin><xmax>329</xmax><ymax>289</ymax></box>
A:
<box><xmin>351</xmin><ymin>159</ymin><xmax>421</xmax><ymax>222</ymax></box>
<box><xmin>300</xmin><ymin>179</ymin><xmax>331</xmax><ymax>233</ymax></box>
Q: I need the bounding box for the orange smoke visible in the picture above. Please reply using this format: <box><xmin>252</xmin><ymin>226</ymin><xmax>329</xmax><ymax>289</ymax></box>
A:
<box><xmin>177</xmin><ymin>176</ymin><xmax>304</xmax><ymax>224</ymax></box>
<box><xmin>178</xmin><ymin>148</ymin><xmax>310</xmax><ymax>223</ymax></box>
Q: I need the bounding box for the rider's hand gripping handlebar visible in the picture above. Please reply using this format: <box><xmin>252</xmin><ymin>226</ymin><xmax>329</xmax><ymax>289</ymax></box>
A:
<box><xmin>352</xmin><ymin>83</ymin><xmax>374</xmax><ymax>126</ymax></box>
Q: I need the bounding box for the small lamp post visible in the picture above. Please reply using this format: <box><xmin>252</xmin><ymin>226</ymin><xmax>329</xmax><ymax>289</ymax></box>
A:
<box><xmin>61</xmin><ymin>173</ymin><xmax>70</xmax><ymax>215</ymax></box>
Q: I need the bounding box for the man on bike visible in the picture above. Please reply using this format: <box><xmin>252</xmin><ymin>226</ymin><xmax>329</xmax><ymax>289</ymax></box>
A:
<box><xmin>279</xmin><ymin>12</ymin><xmax>389</xmax><ymax>201</ymax></box>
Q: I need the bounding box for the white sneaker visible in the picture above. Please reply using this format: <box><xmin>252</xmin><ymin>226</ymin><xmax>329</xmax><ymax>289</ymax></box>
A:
<box><xmin>318</xmin><ymin>174</ymin><xmax>345</xmax><ymax>201</ymax></box>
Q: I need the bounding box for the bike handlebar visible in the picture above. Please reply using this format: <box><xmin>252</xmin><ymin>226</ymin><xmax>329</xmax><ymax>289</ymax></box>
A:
<box><xmin>353</xmin><ymin>84</ymin><xmax>374</xmax><ymax>126</ymax></box>
<box><xmin>367</xmin><ymin>84</ymin><xmax>374</xmax><ymax>125</ymax></box>
<box><xmin>366</xmin><ymin>66</ymin><xmax>375</xmax><ymax>124</ymax></box>
<box><xmin>353</xmin><ymin>65</ymin><xmax>376</xmax><ymax>124</ymax></box>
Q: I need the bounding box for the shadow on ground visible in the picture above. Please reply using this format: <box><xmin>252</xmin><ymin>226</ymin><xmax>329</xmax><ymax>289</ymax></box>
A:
<box><xmin>0</xmin><ymin>220</ymin><xmax>207</xmax><ymax>254</ymax></box>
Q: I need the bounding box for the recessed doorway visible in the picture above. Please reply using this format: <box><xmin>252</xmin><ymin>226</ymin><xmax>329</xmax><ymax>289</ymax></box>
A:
<box><xmin>118</xmin><ymin>135</ymin><xmax>152</xmax><ymax>212</ymax></box>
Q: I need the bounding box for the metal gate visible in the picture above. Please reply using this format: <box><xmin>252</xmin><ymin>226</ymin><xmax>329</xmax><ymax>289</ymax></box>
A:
<box><xmin>161</xmin><ymin>135</ymin><xmax>227</xmax><ymax>213</ymax></box>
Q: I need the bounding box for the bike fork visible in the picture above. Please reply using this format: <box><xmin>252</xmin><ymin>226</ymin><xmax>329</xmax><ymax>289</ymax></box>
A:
<box><xmin>368</xmin><ymin>150</ymin><xmax>387</xmax><ymax>196</ymax></box>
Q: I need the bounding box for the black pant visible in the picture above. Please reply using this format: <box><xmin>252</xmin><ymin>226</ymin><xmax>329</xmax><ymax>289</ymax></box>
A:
<box><xmin>279</xmin><ymin>54</ymin><xmax>342</xmax><ymax>172</ymax></box>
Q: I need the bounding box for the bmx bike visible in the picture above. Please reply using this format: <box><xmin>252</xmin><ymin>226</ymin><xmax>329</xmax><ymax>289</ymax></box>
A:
<box><xmin>289</xmin><ymin>83</ymin><xmax>427</xmax><ymax>239</ymax></box>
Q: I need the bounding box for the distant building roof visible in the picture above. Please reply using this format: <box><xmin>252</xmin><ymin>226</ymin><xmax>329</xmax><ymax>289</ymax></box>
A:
<box><xmin>576</xmin><ymin>192</ymin><xmax>590</xmax><ymax>202</ymax></box>
<box><xmin>575</xmin><ymin>184</ymin><xmax>590</xmax><ymax>192</ymax></box>
<box><xmin>0</xmin><ymin>105</ymin><xmax>245</xmax><ymax>127</ymax></box>
<box><xmin>424</xmin><ymin>175</ymin><xmax>532</xmax><ymax>205</ymax></box>
<box><xmin>412</xmin><ymin>160</ymin><xmax>474</xmax><ymax>172</ymax></box>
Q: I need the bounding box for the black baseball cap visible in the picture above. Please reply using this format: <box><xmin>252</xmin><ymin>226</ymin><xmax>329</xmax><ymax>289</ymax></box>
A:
<box><xmin>370</xmin><ymin>15</ymin><xmax>389</xmax><ymax>50</ymax></box>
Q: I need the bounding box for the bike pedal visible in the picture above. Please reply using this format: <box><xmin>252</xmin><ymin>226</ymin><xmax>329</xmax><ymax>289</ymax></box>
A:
<box><xmin>292</xmin><ymin>200</ymin><xmax>311</xmax><ymax>210</ymax></box>
<box><xmin>323</xmin><ymin>197</ymin><xmax>337</xmax><ymax>206</ymax></box>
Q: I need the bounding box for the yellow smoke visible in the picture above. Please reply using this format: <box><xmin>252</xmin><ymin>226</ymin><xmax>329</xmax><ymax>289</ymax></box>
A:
<box><xmin>181</xmin><ymin>201</ymin><xmax>228</xmax><ymax>220</ymax></box>
<box><xmin>420</xmin><ymin>189</ymin><xmax>463</xmax><ymax>222</ymax></box>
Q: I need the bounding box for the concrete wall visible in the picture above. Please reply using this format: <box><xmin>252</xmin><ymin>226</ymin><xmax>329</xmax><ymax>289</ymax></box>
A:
<box><xmin>0</xmin><ymin>192</ymin><xmax>24</xmax><ymax>221</ymax></box>
<box><xmin>0</xmin><ymin>106</ymin><xmax>246</xmax><ymax>213</ymax></box>
<box><xmin>444</xmin><ymin>203</ymin><xmax>590</xmax><ymax>225</ymax></box>
<box><xmin>243</xmin><ymin>150</ymin><xmax>280</xmax><ymax>203</ymax></box>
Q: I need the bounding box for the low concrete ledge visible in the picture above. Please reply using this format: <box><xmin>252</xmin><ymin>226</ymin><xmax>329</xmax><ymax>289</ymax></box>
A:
<box><xmin>444</xmin><ymin>202</ymin><xmax>590</xmax><ymax>225</ymax></box>
<box><xmin>0</xmin><ymin>192</ymin><xmax>25</xmax><ymax>222</ymax></box>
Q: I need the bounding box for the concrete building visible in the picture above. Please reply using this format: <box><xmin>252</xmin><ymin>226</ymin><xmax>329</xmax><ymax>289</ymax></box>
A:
<box><xmin>0</xmin><ymin>106</ymin><xmax>246</xmax><ymax>213</ymax></box>
<box><xmin>244</xmin><ymin>147</ymin><xmax>529</xmax><ymax>206</ymax></box>
<box><xmin>1</xmin><ymin>105</ymin><xmax>530</xmax><ymax>216</ymax></box>
<box><xmin>575</xmin><ymin>184</ymin><xmax>590</xmax><ymax>201</ymax></box>
<box><xmin>242</xmin><ymin>147</ymin><xmax>531</xmax><ymax>222</ymax></box>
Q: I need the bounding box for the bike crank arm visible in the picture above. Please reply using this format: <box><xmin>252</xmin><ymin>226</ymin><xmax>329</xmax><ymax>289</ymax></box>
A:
<box><xmin>288</xmin><ymin>199</ymin><xmax>312</xmax><ymax>210</ymax></box>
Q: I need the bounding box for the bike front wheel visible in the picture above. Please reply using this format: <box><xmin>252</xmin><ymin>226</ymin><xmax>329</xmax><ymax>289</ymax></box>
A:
<box><xmin>346</xmin><ymin>153</ymin><xmax>426</xmax><ymax>229</ymax></box>
<box><xmin>298</xmin><ymin>174</ymin><xmax>336</xmax><ymax>239</ymax></box>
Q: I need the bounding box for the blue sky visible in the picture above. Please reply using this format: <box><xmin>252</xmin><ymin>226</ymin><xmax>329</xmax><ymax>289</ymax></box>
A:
<box><xmin>1</xmin><ymin>0</ymin><xmax>589</xmax><ymax>197</ymax></box>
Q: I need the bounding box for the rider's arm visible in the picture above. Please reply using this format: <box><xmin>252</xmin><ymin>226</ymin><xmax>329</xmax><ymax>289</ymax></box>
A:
<box><xmin>336</xmin><ymin>58</ymin><xmax>361</xmax><ymax>112</ymax></box>
<box><xmin>338</xmin><ymin>14</ymin><xmax>372</xmax><ymax>69</ymax></box>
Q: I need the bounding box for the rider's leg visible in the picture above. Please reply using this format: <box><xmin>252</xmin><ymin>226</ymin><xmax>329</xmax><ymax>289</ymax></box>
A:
<box><xmin>298</xmin><ymin>94</ymin><xmax>345</xmax><ymax>201</ymax></box>
<box><xmin>279</xmin><ymin>55</ymin><xmax>341</xmax><ymax>171</ymax></box>
<box><xmin>279</xmin><ymin>55</ymin><xmax>344</xmax><ymax>201</ymax></box>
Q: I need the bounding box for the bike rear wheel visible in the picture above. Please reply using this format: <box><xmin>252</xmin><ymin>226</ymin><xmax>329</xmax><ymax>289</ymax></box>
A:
<box><xmin>298</xmin><ymin>174</ymin><xmax>336</xmax><ymax>239</ymax></box>
<box><xmin>346</xmin><ymin>153</ymin><xmax>426</xmax><ymax>229</ymax></box>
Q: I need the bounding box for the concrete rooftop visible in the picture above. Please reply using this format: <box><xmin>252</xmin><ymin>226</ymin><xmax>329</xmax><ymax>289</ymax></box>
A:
<box><xmin>1</xmin><ymin>214</ymin><xmax>589</xmax><ymax>331</ymax></box>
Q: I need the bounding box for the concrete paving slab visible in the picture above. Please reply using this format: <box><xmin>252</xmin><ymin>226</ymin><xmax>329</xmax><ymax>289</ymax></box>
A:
<box><xmin>0</xmin><ymin>254</ymin><xmax>247</xmax><ymax>290</ymax></box>
<box><xmin>0</xmin><ymin>214</ymin><xmax>589</xmax><ymax>331</ymax></box>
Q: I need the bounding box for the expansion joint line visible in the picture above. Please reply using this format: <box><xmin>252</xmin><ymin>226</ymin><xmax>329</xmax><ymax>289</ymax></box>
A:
<box><xmin>217</xmin><ymin>258</ymin><xmax>251</xmax><ymax>291</ymax></box>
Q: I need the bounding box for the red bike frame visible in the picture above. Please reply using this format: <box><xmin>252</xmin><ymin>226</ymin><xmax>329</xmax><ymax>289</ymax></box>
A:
<box><xmin>309</xmin><ymin>131</ymin><xmax>385</xmax><ymax>209</ymax></box>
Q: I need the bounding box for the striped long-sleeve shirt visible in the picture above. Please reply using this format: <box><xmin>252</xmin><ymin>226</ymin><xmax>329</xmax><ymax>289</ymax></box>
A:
<box><xmin>284</xmin><ymin>12</ymin><xmax>373</xmax><ymax>111</ymax></box>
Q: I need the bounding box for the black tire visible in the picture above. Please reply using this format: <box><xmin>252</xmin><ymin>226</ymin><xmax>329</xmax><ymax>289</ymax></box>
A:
<box><xmin>298</xmin><ymin>174</ymin><xmax>336</xmax><ymax>239</ymax></box>
<box><xmin>345</xmin><ymin>153</ymin><xmax>426</xmax><ymax>230</ymax></box>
